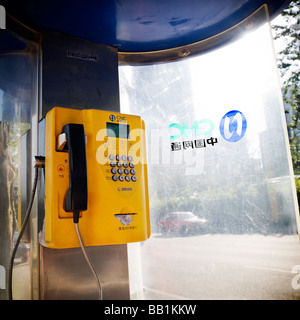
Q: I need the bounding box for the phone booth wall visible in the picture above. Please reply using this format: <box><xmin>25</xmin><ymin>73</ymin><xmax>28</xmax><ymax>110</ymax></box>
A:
<box><xmin>0</xmin><ymin>35</ymin><xmax>39</xmax><ymax>300</ymax></box>
<box><xmin>120</xmin><ymin>6</ymin><xmax>300</xmax><ymax>299</ymax></box>
<box><xmin>0</xmin><ymin>1</ymin><xmax>299</xmax><ymax>300</ymax></box>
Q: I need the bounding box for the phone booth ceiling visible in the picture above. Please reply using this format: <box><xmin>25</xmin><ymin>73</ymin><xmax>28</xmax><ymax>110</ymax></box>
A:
<box><xmin>2</xmin><ymin>0</ymin><xmax>290</xmax><ymax>62</ymax></box>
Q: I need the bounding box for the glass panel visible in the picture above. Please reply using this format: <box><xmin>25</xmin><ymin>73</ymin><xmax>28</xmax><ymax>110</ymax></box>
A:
<box><xmin>120</xmin><ymin>20</ymin><xmax>300</xmax><ymax>299</ymax></box>
<box><xmin>0</xmin><ymin>52</ymin><xmax>35</xmax><ymax>300</ymax></box>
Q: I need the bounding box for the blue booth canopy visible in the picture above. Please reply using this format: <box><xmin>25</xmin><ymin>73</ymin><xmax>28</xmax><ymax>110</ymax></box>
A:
<box><xmin>1</xmin><ymin>0</ymin><xmax>291</xmax><ymax>62</ymax></box>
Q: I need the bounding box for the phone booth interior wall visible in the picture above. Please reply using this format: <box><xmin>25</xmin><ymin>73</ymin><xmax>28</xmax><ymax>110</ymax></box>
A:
<box><xmin>119</xmin><ymin>8</ymin><xmax>300</xmax><ymax>299</ymax></box>
<box><xmin>38</xmin><ymin>31</ymin><xmax>132</xmax><ymax>300</ymax></box>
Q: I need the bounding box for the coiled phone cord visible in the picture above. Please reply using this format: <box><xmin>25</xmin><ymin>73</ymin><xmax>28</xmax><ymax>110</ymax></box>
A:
<box><xmin>74</xmin><ymin>219</ymin><xmax>103</xmax><ymax>300</ymax></box>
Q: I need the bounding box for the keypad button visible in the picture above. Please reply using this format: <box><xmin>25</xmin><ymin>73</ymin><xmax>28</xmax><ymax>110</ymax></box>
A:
<box><xmin>124</xmin><ymin>169</ymin><xmax>130</xmax><ymax>175</ymax></box>
<box><xmin>119</xmin><ymin>175</ymin><xmax>125</xmax><ymax>181</ymax></box>
<box><xmin>111</xmin><ymin>168</ymin><xmax>117</xmax><ymax>174</ymax></box>
<box><xmin>110</xmin><ymin>161</ymin><xmax>116</xmax><ymax>167</ymax></box>
<box><xmin>131</xmin><ymin>176</ymin><xmax>137</xmax><ymax>182</ymax></box>
<box><xmin>125</xmin><ymin>176</ymin><xmax>131</xmax><ymax>182</ymax></box>
<box><xmin>123</xmin><ymin>162</ymin><xmax>128</xmax><ymax>168</ymax></box>
<box><xmin>118</xmin><ymin>168</ymin><xmax>123</xmax><ymax>174</ymax></box>
<box><xmin>117</xmin><ymin>162</ymin><xmax>122</xmax><ymax>168</ymax></box>
<box><xmin>112</xmin><ymin>175</ymin><xmax>118</xmax><ymax>181</ymax></box>
<box><xmin>116</xmin><ymin>155</ymin><xmax>121</xmax><ymax>161</ymax></box>
<box><xmin>122</xmin><ymin>155</ymin><xmax>127</xmax><ymax>161</ymax></box>
<box><xmin>129</xmin><ymin>162</ymin><xmax>134</xmax><ymax>168</ymax></box>
<box><xmin>128</xmin><ymin>156</ymin><xmax>133</xmax><ymax>162</ymax></box>
<box><xmin>130</xmin><ymin>169</ymin><xmax>136</xmax><ymax>175</ymax></box>
<box><xmin>109</xmin><ymin>154</ymin><xmax>115</xmax><ymax>160</ymax></box>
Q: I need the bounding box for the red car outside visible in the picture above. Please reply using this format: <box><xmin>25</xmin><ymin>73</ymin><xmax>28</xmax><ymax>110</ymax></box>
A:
<box><xmin>158</xmin><ymin>211</ymin><xmax>207</xmax><ymax>236</ymax></box>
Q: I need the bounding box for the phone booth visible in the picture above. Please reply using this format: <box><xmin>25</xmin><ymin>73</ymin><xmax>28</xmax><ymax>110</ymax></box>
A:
<box><xmin>0</xmin><ymin>0</ymin><xmax>300</xmax><ymax>300</ymax></box>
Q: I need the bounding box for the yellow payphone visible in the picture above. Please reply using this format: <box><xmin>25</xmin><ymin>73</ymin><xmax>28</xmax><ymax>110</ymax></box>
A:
<box><xmin>44</xmin><ymin>107</ymin><xmax>150</xmax><ymax>249</ymax></box>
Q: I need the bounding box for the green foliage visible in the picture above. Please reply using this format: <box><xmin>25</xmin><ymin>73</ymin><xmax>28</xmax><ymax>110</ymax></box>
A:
<box><xmin>272</xmin><ymin>1</ymin><xmax>300</xmax><ymax>176</ymax></box>
<box><xmin>295</xmin><ymin>177</ymin><xmax>300</xmax><ymax>206</ymax></box>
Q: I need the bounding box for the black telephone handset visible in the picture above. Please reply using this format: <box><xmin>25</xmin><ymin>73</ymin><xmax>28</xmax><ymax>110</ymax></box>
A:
<box><xmin>61</xmin><ymin>124</ymin><xmax>88</xmax><ymax>222</ymax></box>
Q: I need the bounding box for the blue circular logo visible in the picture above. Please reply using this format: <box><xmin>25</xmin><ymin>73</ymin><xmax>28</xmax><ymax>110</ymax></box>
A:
<box><xmin>219</xmin><ymin>110</ymin><xmax>247</xmax><ymax>142</ymax></box>
<box><xmin>109</xmin><ymin>114</ymin><xmax>116</xmax><ymax>121</ymax></box>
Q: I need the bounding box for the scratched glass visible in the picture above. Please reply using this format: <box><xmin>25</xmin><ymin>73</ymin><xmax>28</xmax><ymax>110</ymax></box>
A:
<box><xmin>0</xmin><ymin>51</ymin><xmax>35</xmax><ymax>300</ymax></box>
<box><xmin>120</xmin><ymin>17</ymin><xmax>300</xmax><ymax>299</ymax></box>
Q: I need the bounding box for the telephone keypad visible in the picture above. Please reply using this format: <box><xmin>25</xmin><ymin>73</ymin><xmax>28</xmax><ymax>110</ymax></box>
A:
<box><xmin>110</xmin><ymin>154</ymin><xmax>137</xmax><ymax>182</ymax></box>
